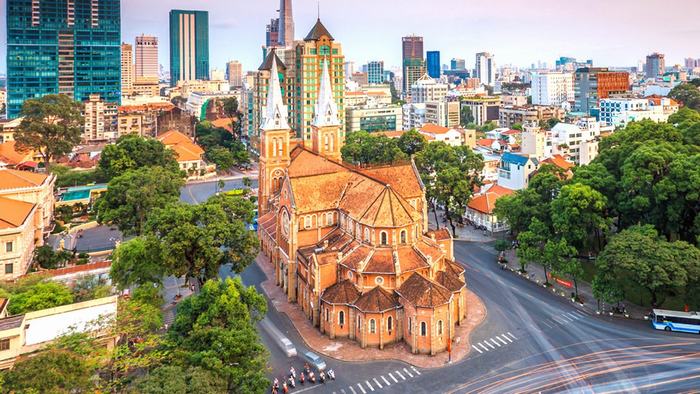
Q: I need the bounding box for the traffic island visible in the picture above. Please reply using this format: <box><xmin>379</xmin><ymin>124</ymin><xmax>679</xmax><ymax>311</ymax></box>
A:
<box><xmin>255</xmin><ymin>254</ymin><xmax>487</xmax><ymax>369</ymax></box>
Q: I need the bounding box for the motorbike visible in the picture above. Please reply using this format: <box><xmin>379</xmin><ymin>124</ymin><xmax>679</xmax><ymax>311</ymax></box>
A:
<box><xmin>299</xmin><ymin>372</ymin><xmax>305</xmax><ymax>385</ymax></box>
<box><xmin>328</xmin><ymin>369</ymin><xmax>336</xmax><ymax>380</ymax></box>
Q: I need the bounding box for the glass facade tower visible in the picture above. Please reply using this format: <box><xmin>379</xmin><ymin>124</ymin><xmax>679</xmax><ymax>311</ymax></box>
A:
<box><xmin>169</xmin><ymin>10</ymin><xmax>209</xmax><ymax>86</ymax></box>
<box><xmin>6</xmin><ymin>0</ymin><xmax>121</xmax><ymax>119</ymax></box>
<box><xmin>427</xmin><ymin>51</ymin><xmax>441</xmax><ymax>78</ymax></box>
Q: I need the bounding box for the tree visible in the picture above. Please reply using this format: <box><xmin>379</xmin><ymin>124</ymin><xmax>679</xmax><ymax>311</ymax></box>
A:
<box><xmin>206</xmin><ymin>146</ymin><xmax>235</xmax><ymax>171</ymax></box>
<box><xmin>8</xmin><ymin>281</ymin><xmax>74</xmax><ymax>314</ymax></box>
<box><xmin>33</xmin><ymin>244</ymin><xmax>73</xmax><ymax>269</ymax></box>
<box><xmin>133</xmin><ymin>365</ymin><xmax>226</xmax><ymax>394</ymax></box>
<box><xmin>13</xmin><ymin>94</ymin><xmax>83</xmax><ymax>168</ymax></box>
<box><xmin>494</xmin><ymin>239</ymin><xmax>509</xmax><ymax>253</ymax></box>
<box><xmin>96</xmin><ymin>166</ymin><xmax>185</xmax><ymax>236</ymax></box>
<box><xmin>221</xmin><ymin>97</ymin><xmax>243</xmax><ymax>140</ymax></box>
<box><xmin>2</xmin><ymin>349</ymin><xmax>94</xmax><ymax>393</ymax></box>
<box><xmin>99</xmin><ymin>135</ymin><xmax>181</xmax><ymax>179</ymax></box>
<box><xmin>341</xmin><ymin>131</ymin><xmax>407</xmax><ymax>166</ymax></box>
<box><xmin>230</xmin><ymin>140</ymin><xmax>250</xmax><ymax>168</ymax></box>
<box><xmin>396</xmin><ymin>129</ymin><xmax>427</xmax><ymax>156</ymax></box>
<box><xmin>516</xmin><ymin>218</ymin><xmax>549</xmax><ymax>274</ymax></box>
<box><xmin>460</xmin><ymin>106</ymin><xmax>475</xmax><ymax>127</ymax></box>
<box><xmin>551</xmin><ymin>183</ymin><xmax>609</xmax><ymax>252</ymax></box>
<box><xmin>145</xmin><ymin>195</ymin><xmax>259</xmax><ymax>286</ymax></box>
<box><xmin>669</xmin><ymin>83</ymin><xmax>700</xmax><ymax>111</ymax></box>
<box><xmin>111</xmin><ymin>236</ymin><xmax>164</xmax><ymax>289</ymax></box>
<box><xmin>167</xmin><ymin>278</ymin><xmax>268</xmax><ymax>393</ymax></box>
<box><xmin>546</xmin><ymin>238</ymin><xmax>582</xmax><ymax>298</ymax></box>
<box><xmin>511</xmin><ymin>123</ymin><xmax>523</xmax><ymax>131</ymax></box>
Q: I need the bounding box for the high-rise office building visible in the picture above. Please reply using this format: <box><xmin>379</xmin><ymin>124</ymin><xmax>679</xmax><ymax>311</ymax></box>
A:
<box><xmin>226</xmin><ymin>61</ymin><xmax>243</xmax><ymax>87</ymax></box>
<box><xmin>574</xmin><ymin>67</ymin><xmax>630</xmax><ymax>115</ymax></box>
<box><xmin>169</xmin><ymin>10</ymin><xmax>209</xmax><ymax>86</ymax></box>
<box><xmin>645</xmin><ymin>52</ymin><xmax>665</xmax><ymax>79</ymax></box>
<box><xmin>121</xmin><ymin>44</ymin><xmax>134</xmax><ymax>97</ymax></box>
<box><xmin>6</xmin><ymin>0</ymin><xmax>121</xmax><ymax>118</ymax></box>
<box><xmin>367</xmin><ymin>61</ymin><xmax>385</xmax><ymax>84</ymax></box>
<box><xmin>451</xmin><ymin>58</ymin><xmax>466</xmax><ymax>70</ymax></box>
<box><xmin>530</xmin><ymin>71</ymin><xmax>574</xmax><ymax>106</ymax></box>
<box><xmin>475</xmin><ymin>52</ymin><xmax>496</xmax><ymax>86</ymax></box>
<box><xmin>426</xmin><ymin>51</ymin><xmax>441</xmax><ymax>78</ymax></box>
<box><xmin>265</xmin><ymin>0</ymin><xmax>295</xmax><ymax>48</ymax></box>
<box><xmin>135</xmin><ymin>35</ymin><xmax>159</xmax><ymax>79</ymax></box>
<box><xmin>402</xmin><ymin>36</ymin><xmax>425</xmax><ymax>98</ymax></box>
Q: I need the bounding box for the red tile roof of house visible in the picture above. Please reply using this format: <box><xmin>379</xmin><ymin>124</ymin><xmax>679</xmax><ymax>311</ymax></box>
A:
<box><xmin>467</xmin><ymin>184</ymin><xmax>514</xmax><ymax>214</ymax></box>
<box><xmin>420</xmin><ymin>124</ymin><xmax>451</xmax><ymax>135</ymax></box>
<box><xmin>476</xmin><ymin>138</ymin><xmax>496</xmax><ymax>148</ymax></box>
<box><xmin>542</xmin><ymin>154</ymin><xmax>575</xmax><ymax>170</ymax></box>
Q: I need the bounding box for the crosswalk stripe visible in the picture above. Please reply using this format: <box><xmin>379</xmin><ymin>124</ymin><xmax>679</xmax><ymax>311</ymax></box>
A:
<box><xmin>483</xmin><ymin>341</ymin><xmax>495</xmax><ymax>350</ymax></box>
<box><xmin>561</xmin><ymin>315</ymin><xmax>574</xmax><ymax>322</ymax></box>
<box><xmin>496</xmin><ymin>336</ymin><xmax>508</xmax><ymax>345</ymax></box>
<box><xmin>490</xmin><ymin>338</ymin><xmax>501</xmax><ymax>347</ymax></box>
<box><xmin>381</xmin><ymin>376</ymin><xmax>390</xmax><ymax>386</ymax></box>
<box><xmin>365</xmin><ymin>381</ymin><xmax>374</xmax><ymax>391</ymax></box>
<box><xmin>395</xmin><ymin>370</ymin><xmax>406</xmax><ymax>380</ymax></box>
<box><xmin>507</xmin><ymin>332</ymin><xmax>517</xmax><ymax>340</ymax></box>
<box><xmin>404</xmin><ymin>368</ymin><xmax>414</xmax><ymax>378</ymax></box>
<box><xmin>411</xmin><ymin>366</ymin><xmax>421</xmax><ymax>375</ymax></box>
<box><xmin>472</xmin><ymin>345</ymin><xmax>483</xmax><ymax>353</ymax></box>
<box><xmin>500</xmin><ymin>334</ymin><xmax>513</xmax><ymax>343</ymax></box>
<box><xmin>567</xmin><ymin>312</ymin><xmax>580</xmax><ymax>320</ymax></box>
<box><xmin>349</xmin><ymin>386</ymin><xmax>357</xmax><ymax>394</ymax></box>
<box><xmin>373</xmin><ymin>378</ymin><xmax>382</xmax><ymax>389</ymax></box>
<box><xmin>552</xmin><ymin>316</ymin><xmax>567</xmax><ymax>324</ymax></box>
<box><xmin>357</xmin><ymin>383</ymin><xmax>367</xmax><ymax>394</ymax></box>
<box><xmin>574</xmin><ymin>310</ymin><xmax>587</xmax><ymax>317</ymax></box>
<box><xmin>541</xmin><ymin>320</ymin><xmax>554</xmax><ymax>328</ymax></box>
<box><xmin>479</xmin><ymin>343</ymin><xmax>490</xmax><ymax>352</ymax></box>
<box><xmin>389</xmin><ymin>373</ymin><xmax>398</xmax><ymax>383</ymax></box>
<box><xmin>341</xmin><ymin>390</ymin><xmax>346</xmax><ymax>394</ymax></box>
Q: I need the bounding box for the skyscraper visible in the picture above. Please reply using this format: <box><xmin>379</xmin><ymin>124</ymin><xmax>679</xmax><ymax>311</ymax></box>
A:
<box><xmin>475</xmin><ymin>52</ymin><xmax>496</xmax><ymax>86</ymax></box>
<box><xmin>226</xmin><ymin>61</ymin><xmax>243</xmax><ymax>87</ymax></box>
<box><xmin>121</xmin><ymin>44</ymin><xmax>134</xmax><ymax>97</ymax></box>
<box><xmin>427</xmin><ymin>51</ymin><xmax>441</xmax><ymax>78</ymax></box>
<box><xmin>265</xmin><ymin>0</ymin><xmax>295</xmax><ymax>48</ymax></box>
<box><xmin>451</xmin><ymin>58</ymin><xmax>466</xmax><ymax>71</ymax></box>
<box><xmin>574</xmin><ymin>67</ymin><xmax>630</xmax><ymax>115</ymax></box>
<box><xmin>645</xmin><ymin>52</ymin><xmax>665</xmax><ymax>79</ymax></box>
<box><xmin>367</xmin><ymin>61</ymin><xmax>385</xmax><ymax>84</ymax></box>
<box><xmin>6</xmin><ymin>0</ymin><xmax>121</xmax><ymax>118</ymax></box>
<box><xmin>169</xmin><ymin>10</ymin><xmax>210</xmax><ymax>86</ymax></box>
<box><xmin>402</xmin><ymin>36</ymin><xmax>425</xmax><ymax>99</ymax></box>
<box><xmin>135</xmin><ymin>35</ymin><xmax>159</xmax><ymax>79</ymax></box>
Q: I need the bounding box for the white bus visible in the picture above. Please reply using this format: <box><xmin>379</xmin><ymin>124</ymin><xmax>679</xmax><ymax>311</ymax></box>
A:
<box><xmin>650</xmin><ymin>309</ymin><xmax>700</xmax><ymax>334</ymax></box>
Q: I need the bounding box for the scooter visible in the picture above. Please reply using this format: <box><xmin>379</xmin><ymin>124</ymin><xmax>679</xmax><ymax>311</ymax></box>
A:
<box><xmin>309</xmin><ymin>372</ymin><xmax>316</xmax><ymax>384</ymax></box>
<box><xmin>282</xmin><ymin>382</ymin><xmax>289</xmax><ymax>394</ymax></box>
<box><xmin>288</xmin><ymin>376</ymin><xmax>296</xmax><ymax>388</ymax></box>
<box><xmin>299</xmin><ymin>372</ymin><xmax>305</xmax><ymax>385</ymax></box>
<box><xmin>328</xmin><ymin>369</ymin><xmax>336</xmax><ymax>380</ymax></box>
<box><xmin>320</xmin><ymin>371</ymin><xmax>326</xmax><ymax>384</ymax></box>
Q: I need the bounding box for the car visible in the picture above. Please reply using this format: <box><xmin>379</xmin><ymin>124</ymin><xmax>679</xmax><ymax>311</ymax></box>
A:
<box><xmin>280</xmin><ymin>338</ymin><xmax>297</xmax><ymax>357</ymax></box>
<box><xmin>303</xmin><ymin>351</ymin><xmax>326</xmax><ymax>371</ymax></box>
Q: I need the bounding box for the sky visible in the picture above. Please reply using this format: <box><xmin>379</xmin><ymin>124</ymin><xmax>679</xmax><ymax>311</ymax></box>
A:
<box><xmin>1</xmin><ymin>0</ymin><xmax>700</xmax><ymax>75</ymax></box>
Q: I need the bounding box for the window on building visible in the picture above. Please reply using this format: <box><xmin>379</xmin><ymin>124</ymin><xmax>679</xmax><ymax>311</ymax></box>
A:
<box><xmin>408</xmin><ymin>317</ymin><xmax>412</xmax><ymax>335</ymax></box>
<box><xmin>364</xmin><ymin>227</ymin><xmax>370</xmax><ymax>243</ymax></box>
<box><xmin>380</xmin><ymin>231</ymin><xmax>388</xmax><ymax>245</ymax></box>
<box><xmin>438</xmin><ymin>320</ymin><xmax>443</xmax><ymax>335</ymax></box>
<box><xmin>4</xmin><ymin>264</ymin><xmax>12</xmax><ymax>275</ymax></box>
<box><xmin>387</xmin><ymin>316</ymin><xmax>393</xmax><ymax>332</ymax></box>
<box><xmin>0</xmin><ymin>338</ymin><xmax>9</xmax><ymax>351</ymax></box>
<box><xmin>304</xmin><ymin>216</ymin><xmax>312</xmax><ymax>229</ymax></box>
<box><xmin>339</xmin><ymin>310</ymin><xmax>345</xmax><ymax>326</ymax></box>
<box><xmin>325</xmin><ymin>308</ymin><xmax>329</xmax><ymax>322</ymax></box>
<box><xmin>369</xmin><ymin>319</ymin><xmax>376</xmax><ymax>334</ymax></box>
<box><xmin>420</xmin><ymin>321</ymin><xmax>427</xmax><ymax>336</ymax></box>
<box><xmin>5</xmin><ymin>242</ymin><xmax>12</xmax><ymax>253</ymax></box>
<box><xmin>400</xmin><ymin>230</ymin><xmax>407</xmax><ymax>244</ymax></box>
<box><xmin>326</xmin><ymin>213</ymin><xmax>333</xmax><ymax>226</ymax></box>
<box><xmin>357</xmin><ymin>316</ymin><xmax>361</xmax><ymax>330</ymax></box>
<box><xmin>375</xmin><ymin>276</ymin><xmax>384</xmax><ymax>285</ymax></box>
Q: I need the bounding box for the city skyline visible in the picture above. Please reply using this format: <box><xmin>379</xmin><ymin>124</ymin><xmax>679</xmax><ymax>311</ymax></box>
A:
<box><xmin>1</xmin><ymin>0</ymin><xmax>699</xmax><ymax>76</ymax></box>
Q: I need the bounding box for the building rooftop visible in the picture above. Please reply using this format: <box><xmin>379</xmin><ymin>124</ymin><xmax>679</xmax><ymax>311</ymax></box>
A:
<box><xmin>0</xmin><ymin>168</ymin><xmax>49</xmax><ymax>190</ymax></box>
<box><xmin>304</xmin><ymin>18</ymin><xmax>334</xmax><ymax>41</ymax></box>
<box><xmin>0</xmin><ymin>196</ymin><xmax>35</xmax><ymax>230</ymax></box>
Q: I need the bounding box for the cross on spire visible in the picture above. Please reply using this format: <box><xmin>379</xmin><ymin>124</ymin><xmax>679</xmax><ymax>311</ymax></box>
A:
<box><xmin>262</xmin><ymin>54</ymin><xmax>290</xmax><ymax>131</ymax></box>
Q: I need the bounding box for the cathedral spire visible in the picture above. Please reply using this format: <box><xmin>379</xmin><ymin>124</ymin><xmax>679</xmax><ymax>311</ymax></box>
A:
<box><xmin>262</xmin><ymin>55</ymin><xmax>290</xmax><ymax>131</ymax></box>
<box><xmin>312</xmin><ymin>59</ymin><xmax>340</xmax><ymax>127</ymax></box>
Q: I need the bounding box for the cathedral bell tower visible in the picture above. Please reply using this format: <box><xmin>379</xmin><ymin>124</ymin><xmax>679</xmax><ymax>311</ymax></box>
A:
<box><xmin>259</xmin><ymin>57</ymin><xmax>292</xmax><ymax>215</ymax></box>
<box><xmin>310</xmin><ymin>59</ymin><xmax>343</xmax><ymax>162</ymax></box>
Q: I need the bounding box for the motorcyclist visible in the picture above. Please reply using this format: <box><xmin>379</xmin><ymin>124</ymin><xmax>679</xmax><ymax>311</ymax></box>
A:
<box><xmin>320</xmin><ymin>371</ymin><xmax>326</xmax><ymax>383</ymax></box>
<box><xmin>299</xmin><ymin>372</ymin><xmax>305</xmax><ymax>384</ymax></box>
<box><xmin>328</xmin><ymin>369</ymin><xmax>336</xmax><ymax>380</ymax></box>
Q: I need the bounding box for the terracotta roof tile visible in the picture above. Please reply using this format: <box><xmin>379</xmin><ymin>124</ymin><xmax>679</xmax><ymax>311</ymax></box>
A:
<box><xmin>467</xmin><ymin>184</ymin><xmax>514</xmax><ymax>214</ymax></box>
<box><xmin>321</xmin><ymin>280</ymin><xmax>360</xmax><ymax>305</ymax></box>
<box><xmin>436</xmin><ymin>270</ymin><xmax>465</xmax><ymax>292</ymax></box>
<box><xmin>0</xmin><ymin>196</ymin><xmax>35</xmax><ymax>230</ymax></box>
<box><xmin>363</xmin><ymin>249</ymin><xmax>396</xmax><ymax>274</ymax></box>
<box><xmin>415</xmin><ymin>240</ymin><xmax>443</xmax><ymax>264</ymax></box>
<box><xmin>353</xmin><ymin>186</ymin><xmax>421</xmax><ymax>228</ymax></box>
<box><xmin>445</xmin><ymin>260</ymin><xmax>465</xmax><ymax>277</ymax></box>
<box><xmin>288</xmin><ymin>148</ymin><xmax>347</xmax><ymax>178</ymax></box>
<box><xmin>420</xmin><ymin>123</ymin><xmax>450</xmax><ymax>135</ymax></box>
<box><xmin>398</xmin><ymin>247</ymin><xmax>429</xmax><ymax>273</ymax></box>
<box><xmin>0</xmin><ymin>168</ymin><xmax>48</xmax><ymax>190</ymax></box>
<box><xmin>396</xmin><ymin>272</ymin><xmax>452</xmax><ymax>308</ymax></box>
<box><xmin>542</xmin><ymin>154</ymin><xmax>575</xmax><ymax>170</ymax></box>
<box><xmin>0</xmin><ymin>141</ymin><xmax>35</xmax><ymax>166</ymax></box>
<box><xmin>359</xmin><ymin>163</ymin><xmax>424</xmax><ymax>198</ymax></box>
<box><xmin>477</xmin><ymin>138</ymin><xmax>496</xmax><ymax>148</ymax></box>
<box><xmin>353</xmin><ymin>286</ymin><xmax>400</xmax><ymax>313</ymax></box>
<box><xmin>426</xmin><ymin>228</ymin><xmax>451</xmax><ymax>241</ymax></box>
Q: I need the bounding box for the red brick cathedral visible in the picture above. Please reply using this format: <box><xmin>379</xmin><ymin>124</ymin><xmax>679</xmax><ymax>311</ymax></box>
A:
<box><xmin>257</xmin><ymin>58</ymin><xmax>468</xmax><ymax>355</ymax></box>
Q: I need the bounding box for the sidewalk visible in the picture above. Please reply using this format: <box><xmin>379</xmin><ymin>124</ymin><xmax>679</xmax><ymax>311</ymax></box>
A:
<box><xmin>427</xmin><ymin>210</ymin><xmax>495</xmax><ymax>243</ymax></box>
<box><xmin>501</xmin><ymin>249</ymin><xmax>650</xmax><ymax>320</ymax></box>
<box><xmin>255</xmin><ymin>254</ymin><xmax>487</xmax><ymax>369</ymax></box>
<box><xmin>161</xmin><ymin>276</ymin><xmax>193</xmax><ymax>327</ymax></box>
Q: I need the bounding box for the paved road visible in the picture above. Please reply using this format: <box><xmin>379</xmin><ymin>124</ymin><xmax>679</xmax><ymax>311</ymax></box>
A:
<box><xmin>180</xmin><ymin>177</ymin><xmax>259</xmax><ymax>204</ymax></box>
<box><xmin>243</xmin><ymin>240</ymin><xmax>700</xmax><ymax>393</ymax></box>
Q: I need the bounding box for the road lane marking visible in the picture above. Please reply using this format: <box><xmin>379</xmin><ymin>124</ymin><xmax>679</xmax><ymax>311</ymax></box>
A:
<box><xmin>357</xmin><ymin>383</ymin><xmax>367</xmax><ymax>394</ymax></box>
<box><xmin>411</xmin><ymin>366</ymin><xmax>421</xmax><ymax>375</ymax></box>
<box><xmin>404</xmin><ymin>368</ymin><xmax>414</xmax><ymax>378</ymax></box>
<box><xmin>500</xmin><ymin>334</ymin><xmax>513</xmax><ymax>343</ymax></box>
<box><xmin>551</xmin><ymin>316</ymin><xmax>566</xmax><ymax>324</ymax></box>
<box><xmin>349</xmin><ymin>386</ymin><xmax>356</xmax><ymax>394</ymax></box>
<box><xmin>541</xmin><ymin>320</ymin><xmax>554</xmax><ymax>328</ymax></box>
<box><xmin>496</xmin><ymin>336</ymin><xmax>508</xmax><ymax>345</ymax></box>
<box><xmin>490</xmin><ymin>338</ymin><xmax>502</xmax><ymax>347</ymax></box>
<box><xmin>574</xmin><ymin>310</ymin><xmax>587</xmax><ymax>317</ymax></box>
<box><xmin>483</xmin><ymin>341</ymin><xmax>495</xmax><ymax>350</ymax></box>
<box><xmin>341</xmin><ymin>390</ymin><xmax>346</xmax><ymax>394</ymax></box>
<box><xmin>567</xmin><ymin>312</ymin><xmax>580</xmax><ymax>320</ymax></box>
<box><xmin>472</xmin><ymin>345</ymin><xmax>483</xmax><ymax>353</ymax></box>
<box><xmin>365</xmin><ymin>380</ymin><xmax>374</xmax><ymax>391</ymax></box>
<box><xmin>479</xmin><ymin>343</ymin><xmax>490</xmax><ymax>352</ymax></box>
<box><xmin>373</xmin><ymin>378</ymin><xmax>382</xmax><ymax>389</ymax></box>
<box><xmin>395</xmin><ymin>370</ymin><xmax>406</xmax><ymax>380</ymax></box>
<box><xmin>381</xmin><ymin>376</ymin><xmax>390</xmax><ymax>386</ymax></box>
<box><xmin>389</xmin><ymin>373</ymin><xmax>398</xmax><ymax>383</ymax></box>
<box><xmin>560</xmin><ymin>314</ymin><xmax>574</xmax><ymax>322</ymax></box>
<box><xmin>507</xmin><ymin>332</ymin><xmax>517</xmax><ymax>339</ymax></box>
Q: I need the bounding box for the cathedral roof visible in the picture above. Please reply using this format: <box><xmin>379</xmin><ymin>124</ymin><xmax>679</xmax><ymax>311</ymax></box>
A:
<box><xmin>321</xmin><ymin>280</ymin><xmax>360</xmax><ymax>305</ymax></box>
<box><xmin>258</xmin><ymin>49</ymin><xmax>287</xmax><ymax>71</ymax></box>
<box><xmin>261</xmin><ymin>55</ymin><xmax>289</xmax><ymax>131</ymax></box>
<box><xmin>396</xmin><ymin>273</ymin><xmax>453</xmax><ymax>308</ymax></box>
<box><xmin>304</xmin><ymin>18</ymin><xmax>334</xmax><ymax>41</ymax></box>
<box><xmin>354</xmin><ymin>286</ymin><xmax>400</xmax><ymax>313</ymax></box>
<box><xmin>436</xmin><ymin>270</ymin><xmax>466</xmax><ymax>292</ymax></box>
<box><xmin>312</xmin><ymin>59</ymin><xmax>340</xmax><ymax>127</ymax></box>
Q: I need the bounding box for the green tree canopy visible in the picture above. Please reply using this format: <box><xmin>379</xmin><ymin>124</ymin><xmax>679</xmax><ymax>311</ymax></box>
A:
<box><xmin>167</xmin><ymin>278</ymin><xmax>268</xmax><ymax>393</ymax></box>
<box><xmin>133</xmin><ymin>365</ymin><xmax>227</xmax><ymax>394</ymax></box>
<box><xmin>99</xmin><ymin>135</ymin><xmax>181</xmax><ymax>179</ymax></box>
<box><xmin>551</xmin><ymin>183</ymin><xmax>609</xmax><ymax>252</ymax></box>
<box><xmin>111</xmin><ymin>236</ymin><xmax>164</xmax><ymax>289</ymax></box>
<box><xmin>205</xmin><ymin>146</ymin><xmax>235</xmax><ymax>171</ymax></box>
<box><xmin>669</xmin><ymin>83</ymin><xmax>700</xmax><ymax>111</ymax></box>
<box><xmin>2</xmin><ymin>349</ymin><xmax>94</xmax><ymax>393</ymax></box>
<box><xmin>14</xmin><ymin>94</ymin><xmax>83</xmax><ymax>168</ymax></box>
<box><xmin>396</xmin><ymin>129</ymin><xmax>427</xmax><ymax>156</ymax></box>
<box><xmin>341</xmin><ymin>130</ymin><xmax>408</xmax><ymax>166</ymax></box>
<box><xmin>8</xmin><ymin>281</ymin><xmax>74</xmax><ymax>315</ymax></box>
<box><xmin>96</xmin><ymin>166</ymin><xmax>185</xmax><ymax>236</ymax></box>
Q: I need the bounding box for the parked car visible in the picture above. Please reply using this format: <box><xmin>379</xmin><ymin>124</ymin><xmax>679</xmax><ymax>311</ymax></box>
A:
<box><xmin>303</xmin><ymin>351</ymin><xmax>327</xmax><ymax>371</ymax></box>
